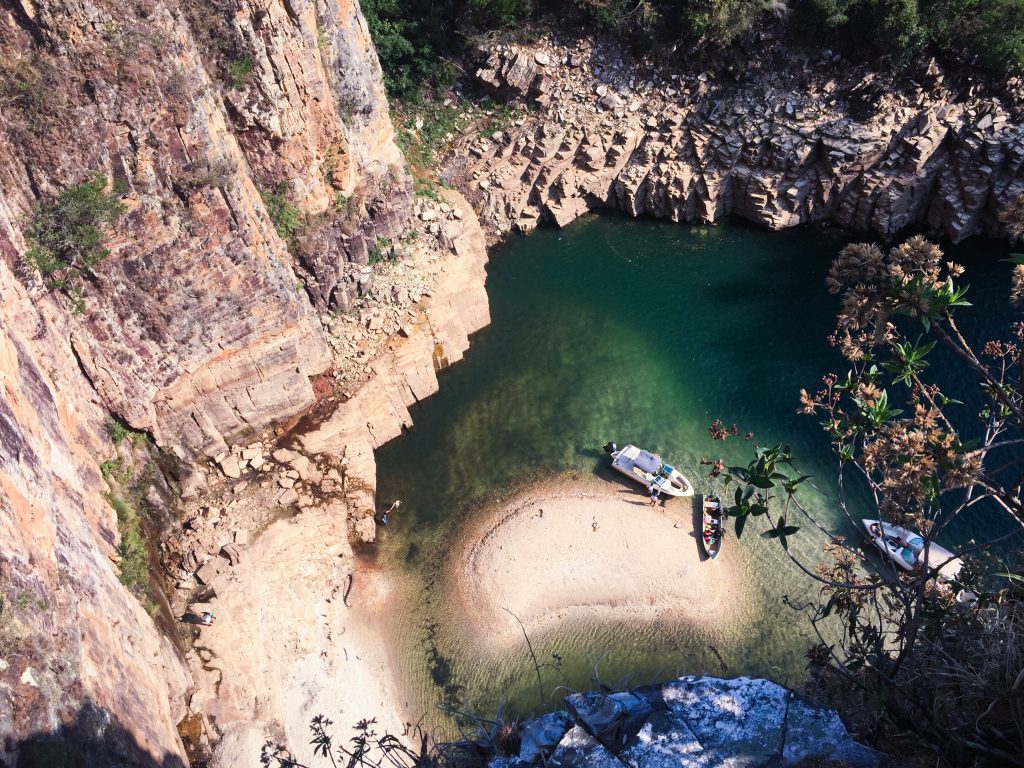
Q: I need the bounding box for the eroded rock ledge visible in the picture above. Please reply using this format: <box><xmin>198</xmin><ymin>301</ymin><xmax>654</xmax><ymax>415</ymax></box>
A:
<box><xmin>487</xmin><ymin>676</ymin><xmax>884</xmax><ymax>768</ymax></box>
<box><xmin>458</xmin><ymin>37</ymin><xmax>1024</xmax><ymax>243</ymax></box>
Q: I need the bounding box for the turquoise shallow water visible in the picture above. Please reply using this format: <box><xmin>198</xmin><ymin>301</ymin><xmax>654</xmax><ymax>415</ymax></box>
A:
<box><xmin>372</xmin><ymin>215</ymin><xmax>1017</xmax><ymax>723</ymax></box>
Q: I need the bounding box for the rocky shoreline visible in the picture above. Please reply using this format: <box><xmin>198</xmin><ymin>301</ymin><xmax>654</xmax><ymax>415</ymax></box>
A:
<box><xmin>453</xmin><ymin>35</ymin><xmax>1024</xmax><ymax>244</ymax></box>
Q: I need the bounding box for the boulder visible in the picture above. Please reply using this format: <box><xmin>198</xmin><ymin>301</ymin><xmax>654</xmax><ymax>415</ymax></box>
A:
<box><xmin>219</xmin><ymin>455</ymin><xmax>241</xmax><ymax>479</ymax></box>
<box><xmin>289</xmin><ymin>454</ymin><xmax>321</xmax><ymax>483</ymax></box>
<box><xmin>662</xmin><ymin>676</ymin><xmax>788</xmax><ymax>767</ymax></box>
<box><xmin>782</xmin><ymin>695</ymin><xmax>883</xmax><ymax>767</ymax></box>
<box><xmin>272</xmin><ymin>448</ymin><xmax>297</xmax><ymax>464</ymax></box>
<box><xmin>220</xmin><ymin>543</ymin><xmax>241</xmax><ymax>566</ymax></box>
<box><xmin>194</xmin><ymin>560</ymin><xmax>220</xmax><ymax>586</ymax></box>
<box><xmin>620</xmin><ymin>710</ymin><xmax>705</xmax><ymax>768</ymax></box>
<box><xmin>354</xmin><ymin>514</ymin><xmax>376</xmax><ymax>543</ymax></box>
<box><xmin>518</xmin><ymin>711</ymin><xmax>572</xmax><ymax>763</ymax></box>
<box><xmin>547</xmin><ymin>725</ymin><xmax>621</xmax><ymax>768</ymax></box>
<box><xmin>564</xmin><ymin>690</ymin><xmax>650</xmax><ymax>749</ymax></box>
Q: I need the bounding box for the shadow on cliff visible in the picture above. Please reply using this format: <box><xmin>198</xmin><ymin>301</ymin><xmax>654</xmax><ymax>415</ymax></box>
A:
<box><xmin>8</xmin><ymin>702</ymin><xmax>187</xmax><ymax>768</ymax></box>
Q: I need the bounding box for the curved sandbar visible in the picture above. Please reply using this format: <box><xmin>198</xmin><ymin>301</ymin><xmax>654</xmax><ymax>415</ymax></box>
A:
<box><xmin>451</xmin><ymin>476</ymin><xmax>755</xmax><ymax>650</ymax></box>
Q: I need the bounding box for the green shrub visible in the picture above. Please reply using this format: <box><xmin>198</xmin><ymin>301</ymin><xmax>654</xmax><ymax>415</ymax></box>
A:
<box><xmin>361</xmin><ymin>0</ymin><xmax>459</xmax><ymax>100</ymax></box>
<box><xmin>679</xmin><ymin>0</ymin><xmax>768</xmax><ymax>46</ymax></box>
<box><xmin>106</xmin><ymin>493</ymin><xmax>149</xmax><ymax>597</ymax></box>
<box><xmin>802</xmin><ymin>0</ymin><xmax>1024</xmax><ymax>73</ymax></box>
<box><xmin>227</xmin><ymin>57</ymin><xmax>254</xmax><ymax>88</ymax></box>
<box><xmin>368</xmin><ymin>236</ymin><xmax>393</xmax><ymax>264</ymax></box>
<box><xmin>24</xmin><ymin>173</ymin><xmax>127</xmax><ymax>296</ymax></box>
<box><xmin>103</xmin><ymin>416</ymin><xmax>148</xmax><ymax>446</ymax></box>
<box><xmin>970</xmin><ymin>0</ymin><xmax>1024</xmax><ymax>73</ymax></box>
<box><xmin>100</xmin><ymin>458</ymin><xmax>134</xmax><ymax>484</ymax></box>
<box><xmin>261</xmin><ymin>183</ymin><xmax>303</xmax><ymax>244</ymax></box>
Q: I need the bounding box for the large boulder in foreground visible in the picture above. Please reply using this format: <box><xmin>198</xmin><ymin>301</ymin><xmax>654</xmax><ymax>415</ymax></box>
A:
<box><xmin>488</xmin><ymin>675</ymin><xmax>886</xmax><ymax>768</ymax></box>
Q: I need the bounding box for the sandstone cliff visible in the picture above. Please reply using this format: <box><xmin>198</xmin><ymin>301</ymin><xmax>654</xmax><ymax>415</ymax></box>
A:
<box><xmin>0</xmin><ymin>0</ymin><xmax>409</xmax><ymax>763</ymax></box>
<box><xmin>0</xmin><ymin>0</ymin><xmax>409</xmax><ymax>460</ymax></box>
<box><xmin>0</xmin><ymin>256</ymin><xmax>190</xmax><ymax>766</ymax></box>
<box><xmin>460</xmin><ymin>38</ymin><xmax>1024</xmax><ymax>242</ymax></box>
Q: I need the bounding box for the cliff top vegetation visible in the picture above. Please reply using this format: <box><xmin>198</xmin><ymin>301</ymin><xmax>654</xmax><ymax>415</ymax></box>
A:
<box><xmin>362</xmin><ymin>0</ymin><xmax>1024</xmax><ymax>100</ymax></box>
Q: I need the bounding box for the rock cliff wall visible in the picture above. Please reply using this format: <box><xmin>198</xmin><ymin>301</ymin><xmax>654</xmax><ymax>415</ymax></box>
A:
<box><xmin>462</xmin><ymin>38</ymin><xmax>1024</xmax><ymax>243</ymax></box>
<box><xmin>0</xmin><ymin>256</ymin><xmax>190</xmax><ymax>766</ymax></box>
<box><xmin>0</xmin><ymin>0</ymin><xmax>408</xmax><ymax>762</ymax></box>
<box><xmin>0</xmin><ymin>0</ymin><xmax>408</xmax><ymax>459</ymax></box>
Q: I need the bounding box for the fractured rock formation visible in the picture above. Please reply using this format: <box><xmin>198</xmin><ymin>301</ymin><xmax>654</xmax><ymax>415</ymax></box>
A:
<box><xmin>463</xmin><ymin>39</ymin><xmax>1024</xmax><ymax>243</ymax></box>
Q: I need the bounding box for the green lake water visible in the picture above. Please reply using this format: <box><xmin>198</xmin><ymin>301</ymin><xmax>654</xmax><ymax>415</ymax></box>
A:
<box><xmin>371</xmin><ymin>215</ymin><xmax>1017</xmax><ymax>725</ymax></box>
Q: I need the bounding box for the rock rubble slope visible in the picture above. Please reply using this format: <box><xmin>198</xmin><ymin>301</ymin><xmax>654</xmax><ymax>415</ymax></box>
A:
<box><xmin>462</xmin><ymin>38</ymin><xmax>1024</xmax><ymax>243</ymax></box>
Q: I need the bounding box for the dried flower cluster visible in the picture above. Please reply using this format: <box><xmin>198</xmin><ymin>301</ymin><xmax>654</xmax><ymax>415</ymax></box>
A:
<box><xmin>827</xmin><ymin>236</ymin><xmax>966</xmax><ymax>357</ymax></box>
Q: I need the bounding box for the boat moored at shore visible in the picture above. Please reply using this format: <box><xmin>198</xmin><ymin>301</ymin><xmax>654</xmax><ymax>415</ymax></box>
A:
<box><xmin>862</xmin><ymin>519</ymin><xmax>963</xmax><ymax>581</ymax></box>
<box><xmin>603</xmin><ymin>442</ymin><xmax>694</xmax><ymax>497</ymax></box>
<box><xmin>701</xmin><ymin>494</ymin><xmax>724</xmax><ymax>559</ymax></box>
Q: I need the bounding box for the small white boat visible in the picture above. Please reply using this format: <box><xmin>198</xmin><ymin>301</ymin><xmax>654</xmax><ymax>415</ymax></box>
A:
<box><xmin>862</xmin><ymin>519</ymin><xmax>962</xmax><ymax>581</ymax></box>
<box><xmin>603</xmin><ymin>442</ymin><xmax>694</xmax><ymax>497</ymax></box>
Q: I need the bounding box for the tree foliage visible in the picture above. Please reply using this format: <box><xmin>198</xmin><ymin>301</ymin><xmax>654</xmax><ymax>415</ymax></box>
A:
<box><xmin>801</xmin><ymin>0</ymin><xmax>1024</xmax><ymax>72</ymax></box>
<box><xmin>24</xmin><ymin>173</ymin><xmax>126</xmax><ymax>298</ymax></box>
<box><xmin>708</xmin><ymin>235</ymin><xmax>1024</xmax><ymax>765</ymax></box>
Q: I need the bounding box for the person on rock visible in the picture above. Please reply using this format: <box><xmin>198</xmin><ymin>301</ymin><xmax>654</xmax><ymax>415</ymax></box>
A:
<box><xmin>201</xmin><ymin>611</ymin><xmax>215</xmax><ymax>626</ymax></box>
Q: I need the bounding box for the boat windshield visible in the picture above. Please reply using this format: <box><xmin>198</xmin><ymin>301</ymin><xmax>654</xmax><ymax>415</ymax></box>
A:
<box><xmin>633</xmin><ymin>451</ymin><xmax>662</xmax><ymax>475</ymax></box>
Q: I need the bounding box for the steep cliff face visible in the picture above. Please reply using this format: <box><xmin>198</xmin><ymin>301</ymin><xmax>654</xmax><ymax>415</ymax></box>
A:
<box><xmin>0</xmin><ymin>0</ymin><xmax>409</xmax><ymax>459</ymax></box>
<box><xmin>463</xmin><ymin>39</ymin><xmax>1024</xmax><ymax>242</ymax></box>
<box><xmin>0</xmin><ymin>0</ymin><xmax>408</xmax><ymax>762</ymax></box>
<box><xmin>0</xmin><ymin>256</ymin><xmax>190</xmax><ymax>766</ymax></box>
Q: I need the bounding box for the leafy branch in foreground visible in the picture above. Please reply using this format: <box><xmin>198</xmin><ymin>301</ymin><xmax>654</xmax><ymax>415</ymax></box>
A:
<box><xmin>706</xmin><ymin>235</ymin><xmax>1024</xmax><ymax>766</ymax></box>
<box><xmin>24</xmin><ymin>173</ymin><xmax>127</xmax><ymax>307</ymax></box>
<box><xmin>260</xmin><ymin>713</ymin><xmax>499</xmax><ymax>768</ymax></box>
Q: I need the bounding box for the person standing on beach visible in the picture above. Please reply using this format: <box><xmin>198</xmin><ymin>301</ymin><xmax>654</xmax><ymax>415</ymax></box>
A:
<box><xmin>379</xmin><ymin>499</ymin><xmax>401</xmax><ymax>526</ymax></box>
<box><xmin>648</xmin><ymin>486</ymin><xmax>660</xmax><ymax>506</ymax></box>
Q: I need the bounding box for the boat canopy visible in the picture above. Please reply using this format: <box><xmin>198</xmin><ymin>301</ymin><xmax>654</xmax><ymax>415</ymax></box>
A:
<box><xmin>634</xmin><ymin>450</ymin><xmax>662</xmax><ymax>474</ymax></box>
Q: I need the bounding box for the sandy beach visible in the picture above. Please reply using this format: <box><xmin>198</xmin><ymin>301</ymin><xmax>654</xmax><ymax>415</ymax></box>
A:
<box><xmin>450</xmin><ymin>475</ymin><xmax>754</xmax><ymax>652</ymax></box>
<box><xmin>190</xmin><ymin>508</ymin><xmax>409</xmax><ymax>767</ymax></box>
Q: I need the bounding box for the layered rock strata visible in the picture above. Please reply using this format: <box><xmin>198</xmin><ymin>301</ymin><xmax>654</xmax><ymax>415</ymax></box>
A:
<box><xmin>461</xmin><ymin>39</ymin><xmax>1024</xmax><ymax>243</ymax></box>
<box><xmin>0</xmin><ymin>0</ymin><xmax>410</xmax><ymax>762</ymax></box>
<box><xmin>0</xmin><ymin>258</ymin><xmax>190</xmax><ymax>766</ymax></box>
<box><xmin>298</xmin><ymin>188</ymin><xmax>490</xmax><ymax>531</ymax></box>
<box><xmin>0</xmin><ymin>0</ymin><xmax>408</xmax><ymax>459</ymax></box>
<box><xmin>488</xmin><ymin>676</ymin><xmax>883</xmax><ymax>768</ymax></box>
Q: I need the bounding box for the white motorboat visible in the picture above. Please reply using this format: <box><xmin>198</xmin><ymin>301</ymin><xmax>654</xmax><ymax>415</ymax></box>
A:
<box><xmin>603</xmin><ymin>442</ymin><xmax>694</xmax><ymax>497</ymax></box>
<box><xmin>862</xmin><ymin>519</ymin><xmax>963</xmax><ymax>581</ymax></box>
